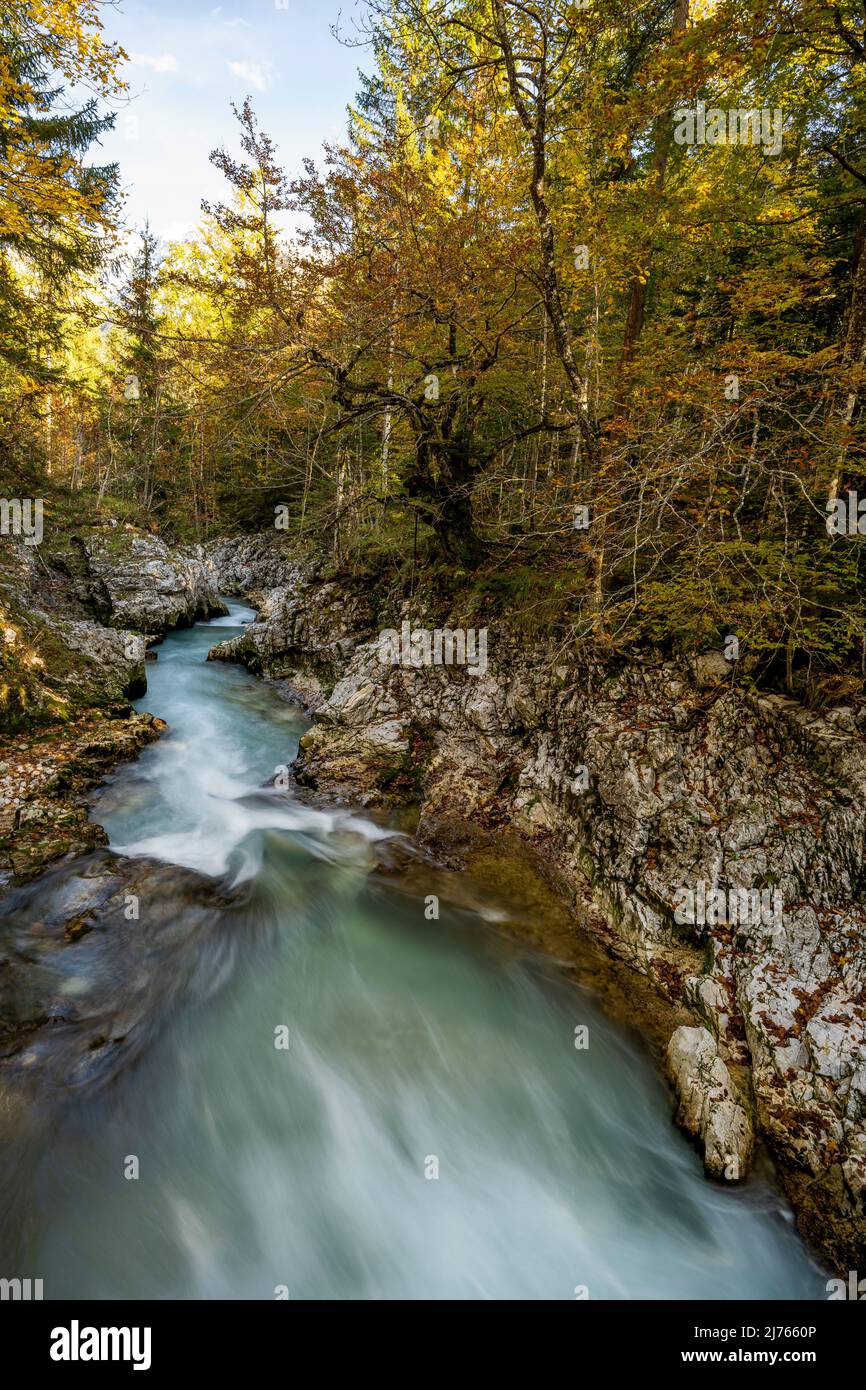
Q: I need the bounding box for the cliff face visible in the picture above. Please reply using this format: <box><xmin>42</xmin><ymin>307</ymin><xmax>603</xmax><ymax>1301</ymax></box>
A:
<box><xmin>77</xmin><ymin>529</ymin><xmax>226</xmax><ymax>635</ymax></box>
<box><xmin>207</xmin><ymin>536</ymin><xmax>866</xmax><ymax>1274</ymax></box>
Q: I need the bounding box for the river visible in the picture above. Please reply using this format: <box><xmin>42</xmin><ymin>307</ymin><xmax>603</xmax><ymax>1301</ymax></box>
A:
<box><xmin>0</xmin><ymin>602</ymin><xmax>826</xmax><ymax>1299</ymax></box>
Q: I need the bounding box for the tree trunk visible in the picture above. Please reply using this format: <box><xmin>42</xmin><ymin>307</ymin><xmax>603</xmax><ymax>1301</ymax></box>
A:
<box><xmin>618</xmin><ymin>0</ymin><xmax>689</xmax><ymax>369</ymax></box>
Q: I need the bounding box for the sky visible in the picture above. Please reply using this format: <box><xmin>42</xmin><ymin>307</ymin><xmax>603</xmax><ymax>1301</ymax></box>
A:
<box><xmin>94</xmin><ymin>0</ymin><xmax>371</xmax><ymax>244</ymax></box>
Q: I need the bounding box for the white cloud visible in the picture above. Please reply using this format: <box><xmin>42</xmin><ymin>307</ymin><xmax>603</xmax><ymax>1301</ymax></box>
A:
<box><xmin>227</xmin><ymin>59</ymin><xmax>272</xmax><ymax>92</ymax></box>
<box><xmin>131</xmin><ymin>53</ymin><xmax>179</xmax><ymax>74</ymax></box>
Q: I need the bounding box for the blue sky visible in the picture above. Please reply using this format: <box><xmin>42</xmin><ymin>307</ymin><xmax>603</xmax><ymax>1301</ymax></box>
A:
<box><xmin>95</xmin><ymin>0</ymin><xmax>371</xmax><ymax>243</ymax></box>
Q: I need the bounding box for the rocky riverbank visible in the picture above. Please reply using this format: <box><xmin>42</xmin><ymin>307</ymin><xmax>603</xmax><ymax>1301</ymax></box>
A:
<box><xmin>206</xmin><ymin>531</ymin><xmax>866</xmax><ymax>1275</ymax></box>
<box><xmin>0</xmin><ymin>712</ymin><xmax>165</xmax><ymax>884</ymax></box>
<box><xmin>0</xmin><ymin>518</ymin><xmax>224</xmax><ymax>882</ymax></box>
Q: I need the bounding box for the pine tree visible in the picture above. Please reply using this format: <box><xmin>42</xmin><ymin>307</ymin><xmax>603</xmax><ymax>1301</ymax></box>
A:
<box><xmin>0</xmin><ymin>3</ymin><xmax>120</xmax><ymax>383</ymax></box>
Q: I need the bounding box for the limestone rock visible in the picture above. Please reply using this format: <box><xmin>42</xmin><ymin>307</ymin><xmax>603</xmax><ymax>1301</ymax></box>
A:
<box><xmin>82</xmin><ymin>528</ymin><xmax>225</xmax><ymax>635</ymax></box>
<box><xmin>58</xmin><ymin>620</ymin><xmax>147</xmax><ymax>699</ymax></box>
<box><xmin>207</xmin><ymin>531</ymin><xmax>302</xmax><ymax>596</ymax></box>
<box><xmin>665</xmin><ymin>1026</ymin><xmax>753</xmax><ymax>1179</ymax></box>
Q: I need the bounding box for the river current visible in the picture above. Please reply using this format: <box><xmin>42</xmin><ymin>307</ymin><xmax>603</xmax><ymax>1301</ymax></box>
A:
<box><xmin>1</xmin><ymin>602</ymin><xmax>825</xmax><ymax>1299</ymax></box>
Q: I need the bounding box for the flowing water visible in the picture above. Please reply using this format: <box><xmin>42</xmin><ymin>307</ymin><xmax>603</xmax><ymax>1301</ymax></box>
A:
<box><xmin>0</xmin><ymin>602</ymin><xmax>826</xmax><ymax>1299</ymax></box>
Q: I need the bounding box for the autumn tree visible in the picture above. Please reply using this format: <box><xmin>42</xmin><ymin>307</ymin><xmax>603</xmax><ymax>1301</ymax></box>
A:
<box><xmin>0</xmin><ymin>0</ymin><xmax>124</xmax><ymax>471</ymax></box>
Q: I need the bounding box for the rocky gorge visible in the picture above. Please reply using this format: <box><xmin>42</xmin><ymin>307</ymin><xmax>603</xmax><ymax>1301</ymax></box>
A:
<box><xmin>205</xmin><ymin>531</ymin><xmax>866</xmax><ymax>1276</ymax></box>
<box><xmin>1</xmin><ymin>522</ymin><xmax>864</xmax><ymax>1280</ymax></box>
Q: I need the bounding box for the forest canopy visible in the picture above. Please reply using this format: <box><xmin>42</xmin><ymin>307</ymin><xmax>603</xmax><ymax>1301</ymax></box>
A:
<box><xmin>1</xmin><ymin>0</ymin><xmax>865</xmax><ymax>692</ymax></box>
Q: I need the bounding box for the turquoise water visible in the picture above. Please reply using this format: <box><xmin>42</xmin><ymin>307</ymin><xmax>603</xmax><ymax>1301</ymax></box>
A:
<box><xmin>1</xmin><ymin>602</ymin><xmax>825</xmax><ymax>1299</ymax></box>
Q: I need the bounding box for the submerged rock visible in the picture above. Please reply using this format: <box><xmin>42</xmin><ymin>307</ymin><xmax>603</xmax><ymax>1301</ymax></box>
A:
<box><xmin>0</xmin><ymin>849</ymin><xmax>239</xmax><ymax>1096</ymax></box>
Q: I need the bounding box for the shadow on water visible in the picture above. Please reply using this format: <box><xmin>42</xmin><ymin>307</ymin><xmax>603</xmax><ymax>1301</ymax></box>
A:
<box><xmin>0</xmin><ymin>601</ymin><xmax>827</xmax><ymax>1299</ymax></box>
